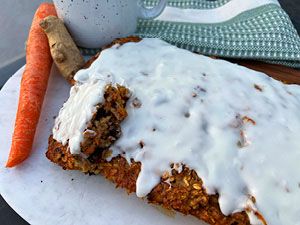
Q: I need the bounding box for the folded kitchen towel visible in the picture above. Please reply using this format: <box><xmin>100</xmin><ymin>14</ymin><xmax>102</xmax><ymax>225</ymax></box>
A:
<box><xmin>81</xmin><ymin>0</ymin><xmax>300</xmax><ymax>68</ymax></box>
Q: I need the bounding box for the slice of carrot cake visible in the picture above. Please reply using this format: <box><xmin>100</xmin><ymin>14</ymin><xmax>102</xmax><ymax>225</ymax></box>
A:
<box><xmin>47</xmin><ymin>37</ymin><xmax>300</xmax><ymax>225</ymax></box>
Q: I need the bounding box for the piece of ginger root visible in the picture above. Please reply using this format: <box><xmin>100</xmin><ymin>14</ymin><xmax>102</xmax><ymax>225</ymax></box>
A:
<box><xmin>40</xmin><ymin>15</ymin><xmax>85</xmax><ymax>81</ymax></box>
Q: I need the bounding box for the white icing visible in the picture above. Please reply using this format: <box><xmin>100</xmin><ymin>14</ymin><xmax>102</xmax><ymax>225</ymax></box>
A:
<box><xmin>53</xmin><ymin>76</ymin><xmax>112</xmax><ymax>154</ymax></box>
<box><xmin>53</xmin><ymin>39</ymin><xmax>300</xmax><ymax>225</ymax></box>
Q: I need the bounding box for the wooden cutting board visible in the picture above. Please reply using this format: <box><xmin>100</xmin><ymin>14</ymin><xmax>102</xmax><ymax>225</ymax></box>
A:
<box><xmin>228</xmin><ymin>59</ymin><xmax>300</xmax><ymax>85</ymax></box>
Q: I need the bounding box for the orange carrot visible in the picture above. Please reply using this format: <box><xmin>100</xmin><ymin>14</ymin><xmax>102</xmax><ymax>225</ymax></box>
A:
<box><xmin>6</xmin><ymin>4</ymin><xmax>57</xmax><ymax>168</ymax></box>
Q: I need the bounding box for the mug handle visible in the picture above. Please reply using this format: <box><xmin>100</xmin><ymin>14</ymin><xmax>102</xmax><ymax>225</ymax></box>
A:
<box><xmin>137</xmin><ymin>0</ymin><xmax>168</xmax><ymax>19</ymax></box>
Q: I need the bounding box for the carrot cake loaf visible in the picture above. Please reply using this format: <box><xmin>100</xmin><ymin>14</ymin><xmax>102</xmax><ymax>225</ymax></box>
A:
<box><xmin>46</xmin><ymin>37</ymin><xmax>300</xmax><ymax>225</ymax></box>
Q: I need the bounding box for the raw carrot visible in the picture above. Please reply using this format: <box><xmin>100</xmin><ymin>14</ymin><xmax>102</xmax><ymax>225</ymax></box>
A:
<box><xmin>6</xmin><ymin>4</ymin><xmax>57</xmax><ymax>168</ymax></box>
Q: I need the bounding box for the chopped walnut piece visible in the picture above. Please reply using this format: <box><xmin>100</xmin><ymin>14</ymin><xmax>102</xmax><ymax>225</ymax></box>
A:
<box><xmin>254</xmin><ymin>211</ymin><xmax>267</xmax><ymax>225</ymax></box>
<box><xmin>237</xmin><ymin>141</ymin><xmax>242</xmax><ymax>147</ymax></box>
<box><xmin>132</xmin><ymin>97</ymin><xmax>142</xmax><ymax>108</ymax></box>
<box><xmin>183</xmin><ymin>177</ymin><xmax>190</xmax><ymax>186</ymax></box>
<box><xmin>169</xmin><ymin>176</ymin><xmax>175</xmax><ymax>182</ymax></box>
<box><xmin>242</xmin><ymin>116</ymin><xmax>256</xmax><ymax>125</ymax></box>
<box><xmin>162</xmin><ymin>172</ymin><xmax>170</xmax><ymax>180</ymax></box>
<box><xmin>192</xmin><ymin>183</ymin><xmax>201</xmax><ymax>190</ymax></box>
<box><xmin>254</xmin><ymin>84</ymin><xmax>263</xmax><ymax>92</ymax></box>
<box><xmin>83</xmin><ymin>129</ymin><xmax>97</xmax><ymax>138</ymax></box>
<box><xmin>139</xmin><ymin>141</ymin><xmax>145</xmax><ymax>148</ymax></box>
<box><xmin>249</xmin><ymin>195</ymin><xmax>256</xmax><ymax>203</ymax></box>
<box><xmin>240</xmin><ymin>130</ymin><xmax>250</xmax><ymax>147</ymax></box>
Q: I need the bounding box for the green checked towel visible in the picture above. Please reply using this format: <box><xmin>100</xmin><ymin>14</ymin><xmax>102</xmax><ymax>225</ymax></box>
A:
<box><xmin>81</xmin><ymin>0</ymin><xmax>300</xmax><ymax>68</ymax></box>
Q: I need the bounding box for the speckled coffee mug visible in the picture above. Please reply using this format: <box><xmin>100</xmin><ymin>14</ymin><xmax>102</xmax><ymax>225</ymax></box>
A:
<box><xmin>53</xmin><ymin>0</ymin><xmax>167</xmax><ymax>48</ymax></box>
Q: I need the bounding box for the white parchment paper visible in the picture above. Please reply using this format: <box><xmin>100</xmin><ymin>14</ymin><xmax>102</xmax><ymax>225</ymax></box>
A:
<box><xmin>0</xmin><ymin>65</ymin><xmax>205</xmax><ymax>225</ymax></box>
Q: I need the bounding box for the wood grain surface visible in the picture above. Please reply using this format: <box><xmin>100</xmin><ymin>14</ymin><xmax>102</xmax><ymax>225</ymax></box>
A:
<box><xmin>228</xmin><ymin>59</ymin><xmax>300</xmax><ymax>85</ymax></box>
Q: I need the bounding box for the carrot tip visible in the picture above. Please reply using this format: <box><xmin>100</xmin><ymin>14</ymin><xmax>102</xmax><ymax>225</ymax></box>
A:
<box><xmin>6</xmin><ymin>155</ymin><xmax>28</xmax><ymax>168</ymax></box>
